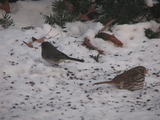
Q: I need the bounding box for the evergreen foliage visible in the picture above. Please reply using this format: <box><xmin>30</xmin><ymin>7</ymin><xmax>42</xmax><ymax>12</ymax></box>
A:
<box><xmin>44</xmin><ymin>0</ymin><xmax>78</xmax><ymax>27</ymax></box>
<box><xmin>150</xmin><ymin>2</ymin><xmax>160</xmax><ymax>22</ymax></box>
<box><xmin>145</xmin><ymin>28</ymin><xmax>160</xmax><ymax>39</ymax></box>
<box><xmin>99</xmin><ymin>0</ymin><xmax>146</xmax><ymax>24</ymax></box>
<box><xmin>44</xmin><ymin>0</ymin><xmax>94</xmax><ymax>26</ymax></box>
<box><xmin>90</xmin><ymin>54</ymin><xmax>102</xmax><ymax>62</ymax></box>
<box><xmin>44</xmin><ymin>0</ymin><xmax>160</xmax><ymax>27</ymax></box>
<box><xmin>0</xmin><ymin>14</ymin><xmax>14</xmax><ymax>29</ymax></box>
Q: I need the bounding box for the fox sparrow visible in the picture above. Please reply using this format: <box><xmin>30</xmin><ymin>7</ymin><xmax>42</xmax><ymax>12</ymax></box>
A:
<box><xmin>93</xmin><ymin>66</ymin><xmax>147</xmax><ymax>91</ymax></box>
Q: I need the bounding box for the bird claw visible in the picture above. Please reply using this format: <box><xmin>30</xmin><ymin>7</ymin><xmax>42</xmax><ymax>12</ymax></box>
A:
<box><xmin>52</xmin><ymin>64</ymin><xmax>61</xmax><ymax>68</ymax></box>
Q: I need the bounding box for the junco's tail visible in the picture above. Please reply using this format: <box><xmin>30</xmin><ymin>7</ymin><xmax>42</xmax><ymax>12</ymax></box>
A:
<box><xmin>93</xmin><ymin>81</ymin><xmax>114</xmax><ymax>85</ymax></box>
<box><xmin>68</xmin><ymin>57</ymin><xmax>84</xmax><ymax>62</ymax></box>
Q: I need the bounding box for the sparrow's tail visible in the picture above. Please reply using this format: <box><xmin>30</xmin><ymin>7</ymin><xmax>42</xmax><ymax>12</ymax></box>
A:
<box><xmin>68</xmin><ymin>57</ymin><xmax>84</xmax><ymax>62</ymax></box>
<box><xmin>93</xmin><ymin>81</ymin><xmax>114</xmax><ymax>85</ymax></box>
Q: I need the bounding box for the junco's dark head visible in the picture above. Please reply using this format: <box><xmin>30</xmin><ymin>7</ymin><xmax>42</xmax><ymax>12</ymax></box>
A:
<box><xmin>41</xmin><ymin>42</ymin><xmax>54</xmax><ymax>50</ymax></box>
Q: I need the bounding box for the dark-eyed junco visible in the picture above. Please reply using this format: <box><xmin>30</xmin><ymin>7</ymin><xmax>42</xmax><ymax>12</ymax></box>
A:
<box><xmin>93</xmin><ymin>66</ymin><xmax>147</xmax><ymax>91</ymax></box>
<box><xmin>41</xmin><ymin>42</ymin><xmax>84</xmax><ymax>64</ymax></box>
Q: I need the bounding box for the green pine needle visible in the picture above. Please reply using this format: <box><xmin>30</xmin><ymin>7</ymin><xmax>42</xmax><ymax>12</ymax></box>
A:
<box><xmin>0</xmin><ymin>14</ymin><xmax>14</xmax><ymax>29</ymax></box>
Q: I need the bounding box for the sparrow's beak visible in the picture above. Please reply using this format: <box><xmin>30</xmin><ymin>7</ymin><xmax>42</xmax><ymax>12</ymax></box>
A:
<box><xmin>145</xmin><ymin>69</ymin><xmax>148</xmax><ymax>75</ymax></box>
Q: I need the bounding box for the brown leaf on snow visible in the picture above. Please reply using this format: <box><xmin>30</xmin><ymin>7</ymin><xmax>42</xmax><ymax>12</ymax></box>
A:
<box><xmin>32</xmin><ymin>36</ymin><xmax>45</xmax><ymax>43</ymax></box>
<box><xmin>24</xmin><ymin>28</ymin><xmax>53</xmax><ymax>48</ymax></box>
<box><xmin>97</xmin><ymin>32</ymin><xmax>123</xmax><ymax>47</ymax></box>
<box><xmin>23</xmin><ymin>41</ymin><xmax>34</xmax><ymax>48</ymax></box>
<box><xmin>32</xmin><ymin>37</ymin><xmax>37</xmax><ymax>42</ymax></box>
<box><xmin>23</xmin><ymin>41</ymin><xmax>39</xmax><ymax>49</ymax></box>
<box><xmin>23</xmin><ymin>36</ymin><xmax>45</xmax><ymax>48</ymax></box>
<box><xmin>82</xmin><ymin>37</ymin><xmax>105</xmax><ymax>55</ymax></box>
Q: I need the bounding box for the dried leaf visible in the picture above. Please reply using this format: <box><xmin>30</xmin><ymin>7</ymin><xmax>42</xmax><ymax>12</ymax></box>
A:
<box><xmin>88</xmin><ymin>3</ymin><xmax>97</xmax><ymax>14</ymax></box>
<box><xmin>23</xmin><ymin>41</ymin><xmax>34</xmax><ymax>48</ymax></box>
<box><xmin>32</xmin><ymin>36</ymin><xmax>45</xmax><ymax>43</ymax></box>
<box><xmin>78</xmin><ymin>4</ymin><xmax>98</xmax><ymax>22</ymax></box>
<box><xmin>0</xmin><ymin>1</ymin><xmax>11</xmax><ymax>13</ymax></box>
<box><xmin>32</xmin><ymin>37</ymin><xmax>38</xmax><ymax>42</ymax></box>
<box><xmin>97</xmin><ymin>32</ymin><xmax>123</xmax><ymax>47</ymax></box>
<box><xmin>37</xmin><ymin>36</ymin><xmax>45</xmax><ymax>43</ymax></box>
<box><xmin>65</xmin><ymin>1</ymin><xmax>73</xmax><ymax>12</ymax></box>
<box><xmin>82</xmin><ymin>37</ymin><xmax>105</xmax><ymax>55</ymax></box>
<box><xmin>23</xmin><ymin>28</ymin><xmax>55</xmax><ymax>48</ymax></box>
<box><xmin>78</xmin><ymin>13</ymin><xmax>90</xmax><ymax>21</ymax></box>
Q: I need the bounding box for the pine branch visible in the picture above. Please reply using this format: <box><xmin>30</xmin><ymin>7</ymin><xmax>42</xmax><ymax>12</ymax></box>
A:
<box><xmin>145</xmin><ymin>28</ymin><xmax>160</xmax><ymax>39</ymax></box>
<box><xmin>90</xmin><ymin>54</ymin><xmax>102</xmax><ymax>62</ymax></box>
<box><xmin>44</xmin><ymin>0</ymin><xmax>77</xmax><ymax>27</ymax></box>
<box><xmin>44</xmin><ymin>0</ymin><xmax>154</xmax><ymax>27</ymax></box>
<box><xmin>0</xmin><ymin>13</ymin><xmax>14</xmax><ymax>29</ymax></box>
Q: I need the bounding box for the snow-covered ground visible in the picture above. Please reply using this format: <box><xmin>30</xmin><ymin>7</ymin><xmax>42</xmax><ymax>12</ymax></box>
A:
<box><xmin>0</xmin><ymin>0</ymin><xmax>160</xmax><ymax>120</ymax></box>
